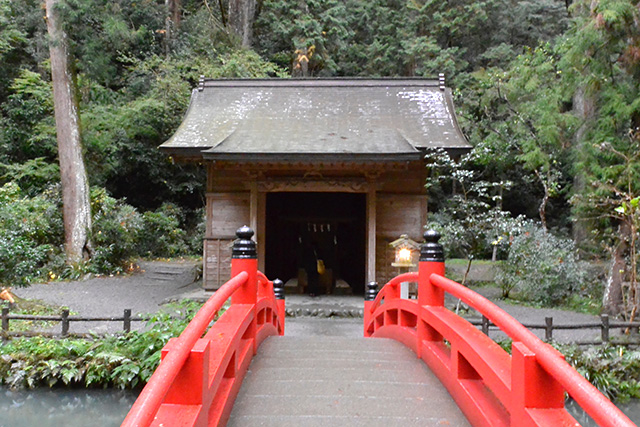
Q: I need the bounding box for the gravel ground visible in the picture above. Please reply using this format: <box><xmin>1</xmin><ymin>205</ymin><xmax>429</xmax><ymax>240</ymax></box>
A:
<box><xmin>12</xmin><ymin>260</ymin><xmax>202</xmax><ymax>334</ymax></box>
<box><xmin>8</xmin><ymin>262</ymin><xmax>613</xmax><ymax>343</ymax></box>
<box><xmin>463</xmin><ymin>287</ymin><xmax>604</xmax><ymax>343</ymax></box>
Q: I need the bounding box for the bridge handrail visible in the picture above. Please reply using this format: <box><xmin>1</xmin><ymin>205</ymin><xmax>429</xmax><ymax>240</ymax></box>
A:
<box><xmin>368</xmin><ymin>272</ymin><xmax>418</xmax><ymax>314</ymax></box>
<box><xmin>257</xmin><ymin>271</ymin><xmax>275</xmax><ymax>297</ymax></box>
<box><xmin>365</xmin><ymin>230</ymin><xmax>635</xmax><ymax>427</ymax></box>
<box><xmin>257</xmin><ymin>271</ymin><xmax>269</xmax><ymax>285</ymax></box>
<box><xmin>429</xmin><ymin>273</ymin><xmax>632</xmax><ymax>427</ymax></box>
<box><xmin>122</xmin><ymin>270</ymin><xmax>248</xmax><ymax>427</ymax></box>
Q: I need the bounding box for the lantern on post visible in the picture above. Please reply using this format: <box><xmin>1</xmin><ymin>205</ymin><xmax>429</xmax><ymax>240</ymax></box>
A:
<box><xmin>389</xmin><ymin>234</ymin><xmax>419</xmax><ymax>298</ymax></box>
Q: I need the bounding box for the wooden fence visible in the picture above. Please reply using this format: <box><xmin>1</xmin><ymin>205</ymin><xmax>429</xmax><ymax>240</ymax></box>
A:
<box><xmin>1</xmin><ymin>307</ymin><xmax>149</xmax><ymax>339</ymax></box>
<box><xmin>3</xmin><ymin>306</ymin><xmax>640</xmax><ymax>345</ymax></box>
<box><xmin>473</xmin><ymin>314</ymin><xmax>640</xmax><ymax>345</ymax></box>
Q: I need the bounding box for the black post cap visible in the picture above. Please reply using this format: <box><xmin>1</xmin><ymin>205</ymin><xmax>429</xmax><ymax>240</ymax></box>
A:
<box><xmin>273</xmin><ymin>279</ymin><xmax>285</xmax><ymax>300</ymax></box>
<box><xmin>420</xmin><ymin>229</ymin><xmax>444</xmax><ymax>262</ymax></box>
<box><xmin>232</xmin><ymin>225</ymin><xmax>257</xmax><ymax>259</ymax></box>
<box><xmin>364</xmin><ymin>281</ymin><xmax>379</xmax><ymax>301</ymax></box>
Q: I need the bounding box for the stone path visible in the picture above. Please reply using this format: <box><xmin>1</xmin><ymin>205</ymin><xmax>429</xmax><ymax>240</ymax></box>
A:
<box><xmin>228</xmin><ymin>336</ymin><xmax>469</xmax><ymax>427</ymax></box>
<box><xmin>12</xmin><ymin>260</ymin><xmax>201</xmax><ymax>334</ymax></box>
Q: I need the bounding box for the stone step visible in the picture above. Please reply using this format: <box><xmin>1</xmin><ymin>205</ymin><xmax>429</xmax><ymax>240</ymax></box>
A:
<box><xmin>283</xmin><ymin>295</ymin><xmax>365</xmax><ymax>318</ymax></box>
<box><xmin>228</xmin><ymin>336</ymin><xmax>470</xmax><ymax>427</ymax></box>
<box><xmin>137</xmin><ymin>261</ymin><xmax>199</xmax><ymax>284</ymax></box>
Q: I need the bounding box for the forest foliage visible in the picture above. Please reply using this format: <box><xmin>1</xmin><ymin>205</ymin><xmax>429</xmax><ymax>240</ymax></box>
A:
<box><xmin>0</xmin><ymin>0</ymin><xmax>639</xmax><ymax>316</ymax></box>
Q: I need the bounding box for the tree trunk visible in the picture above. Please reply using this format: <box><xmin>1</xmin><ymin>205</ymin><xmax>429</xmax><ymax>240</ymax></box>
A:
<box><xmin>45</xmin><ymin>0</ymin><xmax>92</xmax><ymax>264</ymax></box>
<box><xmin>533</xmin><ymin>169</ymin><xmax>549</xmax><ymax>231</ymax></box>
<box><xmin>168</xmin><ymin>0</ymin><xmax>181</xmax><ymax>27</ymax></box>
<box><xmin>571</xmin><ymin>85</ymin><xmax>596</xmax><ymax>247</ymax></box>
<box><xmin>603</xmin><ymin>222</ymin><xmax>629</xmax><ymax>315</ymax></box>
<box><xmin>228</xmin><ymin>0</ymin><xmax>255</xmax><ymax>47</ymax></box>
<box><xmin>164</xmin><ymin>0</ymin><xmax>181</xmax><ymax>56</ymax></box>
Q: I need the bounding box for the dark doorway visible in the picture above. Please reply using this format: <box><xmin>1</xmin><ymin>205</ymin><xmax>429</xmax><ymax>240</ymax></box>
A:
<box><xmin>265</xmin><ymin>192</ymin><xmax>366</xmax><ymax>294</ymax></box>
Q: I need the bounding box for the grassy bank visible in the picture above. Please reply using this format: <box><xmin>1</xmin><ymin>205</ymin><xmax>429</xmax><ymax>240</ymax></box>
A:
<box><xmin>0</xmin><ymin>300</ymin><xmax>204</xmax><ymax>389</ymax></box>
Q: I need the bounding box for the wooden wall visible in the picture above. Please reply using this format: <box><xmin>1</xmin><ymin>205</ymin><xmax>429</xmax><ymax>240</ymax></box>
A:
<box><xmin>375</xmin><ymin>193</ymin><xmax>426</xmax><ymax>286</ymax></box>
<box><xmin>202</xmin><ymin>166</ymin><xmax>427</xmax><ymax>291</ymax></box>
<box><xmin>203</xmin><ymin>192</ymin><xmax>250</xmax><ymax>290</ymax></box>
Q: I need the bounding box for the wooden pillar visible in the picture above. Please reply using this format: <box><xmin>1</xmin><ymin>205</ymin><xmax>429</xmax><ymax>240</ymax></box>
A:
<box><xmin>257</xmin><ymin>191</ymin><xmax>266</xmax><ymax>272</ymax></box>
<box><xmin>420</xmin><ymin>195</ymin><xmax>428</xmax><ymax>233</ymax></box>
<box><xmin>205</xmin><ymin>164</ymin><xmax>215</xmax><ymax>238</ymax></box>
<box><xmin>203</xmin><ymin>164</ymin><xmax>215</xmax><ymax>290</ymax></box>
<box><xmin>249</xmin><ymin>181</ymin><xmax>258</xmax><ymax>236</ymax></box>
<box><xmin>366</xmin><ymin>180</ymin><xmax>376</xmax><ymax>284</ymax></box>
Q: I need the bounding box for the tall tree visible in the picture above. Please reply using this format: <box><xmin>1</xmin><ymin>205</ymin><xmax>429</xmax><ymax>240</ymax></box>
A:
<box><xmin>566</xmin><ymin>0</ymin><xmax>640</xmax><ymax>316</ymax></box>
<box><xmin>228</xmin><ymin>0</ymin><xmax>255</xmax><ymax>47</ymax></box>
<box><xmin>45</xmin><ymin>0</ymin><xmax>92</xmax><ymax>263</ymax></box>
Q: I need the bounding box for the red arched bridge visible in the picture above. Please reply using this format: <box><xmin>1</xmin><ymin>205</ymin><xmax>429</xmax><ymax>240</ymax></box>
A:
<box><xmin>122</xmin><ymin>227</ymin><xmax>635</xmax><ymax>427</ymax></box>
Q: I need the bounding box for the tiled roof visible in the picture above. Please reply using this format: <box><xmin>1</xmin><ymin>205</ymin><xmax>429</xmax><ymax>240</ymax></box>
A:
<box><xmin>160</xmin><ymin>78</ymin><xmax>470</xmax><ymax>162</ymax></box>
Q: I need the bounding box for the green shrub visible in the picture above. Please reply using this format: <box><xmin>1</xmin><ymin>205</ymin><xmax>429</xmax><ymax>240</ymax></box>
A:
<box><xmin>0</xmin><ymin>184</ymin><xmax>200</xmax><ymax>284</ymax></box>
<box><xmin>137</xmin><ymin>203</ymin><xmax>189</xmax><ymax>258</ymax></box>
<box><xmin>496</xmin><ymin>225</ymin><xmax>589</xmax><ymax>305</ymax></box>
<box><xmin>430</xmin><ymin>210</ymin><xmax>532</xmax><ymax>261</ymax></box>
<box><xmin>0</xmin><ymin>183</ymin><xmax>63</xmax><ymax>287</ymax></box>
<box><xmin>91</xmin><ymin>188</ymin><xmax>144</xmax><ymax>273</ymax></box>
<box><xmin>0</xmin><ymin>300</ymin><xmax>205</xmax><ymax>389</ymax></box>
<box><xmin>186</xmin><ymin>207</ymin><xmax>205</xmax><ymax>255</ymax></box>
<box><xmin>559</xmin><ymin>344</ymin><xmax>640</xmax><ymax>402</ymax></box>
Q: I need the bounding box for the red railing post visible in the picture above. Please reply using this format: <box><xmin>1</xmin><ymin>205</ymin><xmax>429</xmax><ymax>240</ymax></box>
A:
<box><xmin>363</xmin><ymin>281</ymin><xmax>379</xmax><ymax>337</ymax></box>
<box><xmin>160</xmin><ymin>338</ymin><xmax>210</xmax><ymax>406</ymax></box>
<box><xmin>417</xmin><ymin>230</ymin><xmax>445</xmax><ymax>354</ymax></box>
<box><xmin>273</xmin><ymin>278</ymin><xmax>286</xmax><ymax>336</ymax></box>
<box><xmin>231</xmin><ymin>225</ymin><xmax>258</xmax><ymax>353</ymax></box>
<box><xmin>511</xmin><ymin>341</ymin><xmax>565</xmax><ymax>426</ymax></box>
<box><xmin>418</xmin><ymin>230</ymin><xmax>445</xmax><ymax>307</ymax></box>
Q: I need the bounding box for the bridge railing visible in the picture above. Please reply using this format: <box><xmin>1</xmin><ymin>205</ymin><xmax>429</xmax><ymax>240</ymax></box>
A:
<box><xmin>364</xmin><ymin>230</ymin><xmax>635</xmax><ymax>427</ymax></box>
<box><xmin>122</xmin><ymin>226</ymin><xmax>284</xmax><ymax>427</ymax></box>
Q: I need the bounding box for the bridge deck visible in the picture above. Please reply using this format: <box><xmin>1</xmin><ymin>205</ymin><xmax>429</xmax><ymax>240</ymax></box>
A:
<box><xmin>228</xmin><ymin>336</ymin><xmax>470</xmax><ymax>426</ymax></box>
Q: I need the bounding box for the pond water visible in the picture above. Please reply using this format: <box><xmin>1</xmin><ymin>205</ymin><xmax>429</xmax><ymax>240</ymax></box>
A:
<box><xmin>1</xmin><ymin>387</ymin><xmax>639</xmax><ymax>426</ymax></box>
<box><xmin>0</xmin><ymin>388</ymin><xmax>138</xmax><ymax>427</ymax></box>
<box><xmin>566</xmin><ymin>399</ymin><xmax>640</xmax><ymax>425</ymax></box>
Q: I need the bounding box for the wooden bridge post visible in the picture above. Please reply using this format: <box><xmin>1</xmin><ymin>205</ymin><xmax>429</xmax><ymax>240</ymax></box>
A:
<box><xmin>417</xmin><ymin>230</ymin><xmax>446</xmax><ymax>354</ymax></box>
<box><xmin>231</xmin><ymin>226</ymin><xmax>258</xmax><ymax>354</ymax></box>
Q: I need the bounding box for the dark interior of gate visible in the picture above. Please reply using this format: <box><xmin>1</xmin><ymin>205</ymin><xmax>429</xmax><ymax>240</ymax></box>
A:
<box><xmin>265</xmin><ymin>192</ymin><xmax>366</xmax><ymax>295</ymax></box>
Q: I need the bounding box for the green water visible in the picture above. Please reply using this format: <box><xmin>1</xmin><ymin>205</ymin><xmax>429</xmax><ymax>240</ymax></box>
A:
<box><xmin>1</xmin><ymin>387</ymin><xmax>639</xmax><ymax>426</ymax></box>
<box><xmin>566</xmin><ymin>399</ymin><xmax>639</xmax><ymax>425</ymax></box>
<box><xmin>0</xmin><ymin>388</ymin><xmax>138</xmax><ymax>427</ymax></box>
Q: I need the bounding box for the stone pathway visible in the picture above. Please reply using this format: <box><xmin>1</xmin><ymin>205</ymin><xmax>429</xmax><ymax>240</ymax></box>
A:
<box><xmin>228</xmin><ymin>336</ymin><xmax>469</xmax><ymax>427</ymax></box>
<box><xmin>11</xmin><ymin>260</ymin><xmax>201</xmax><ymax>334</ymax></box>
